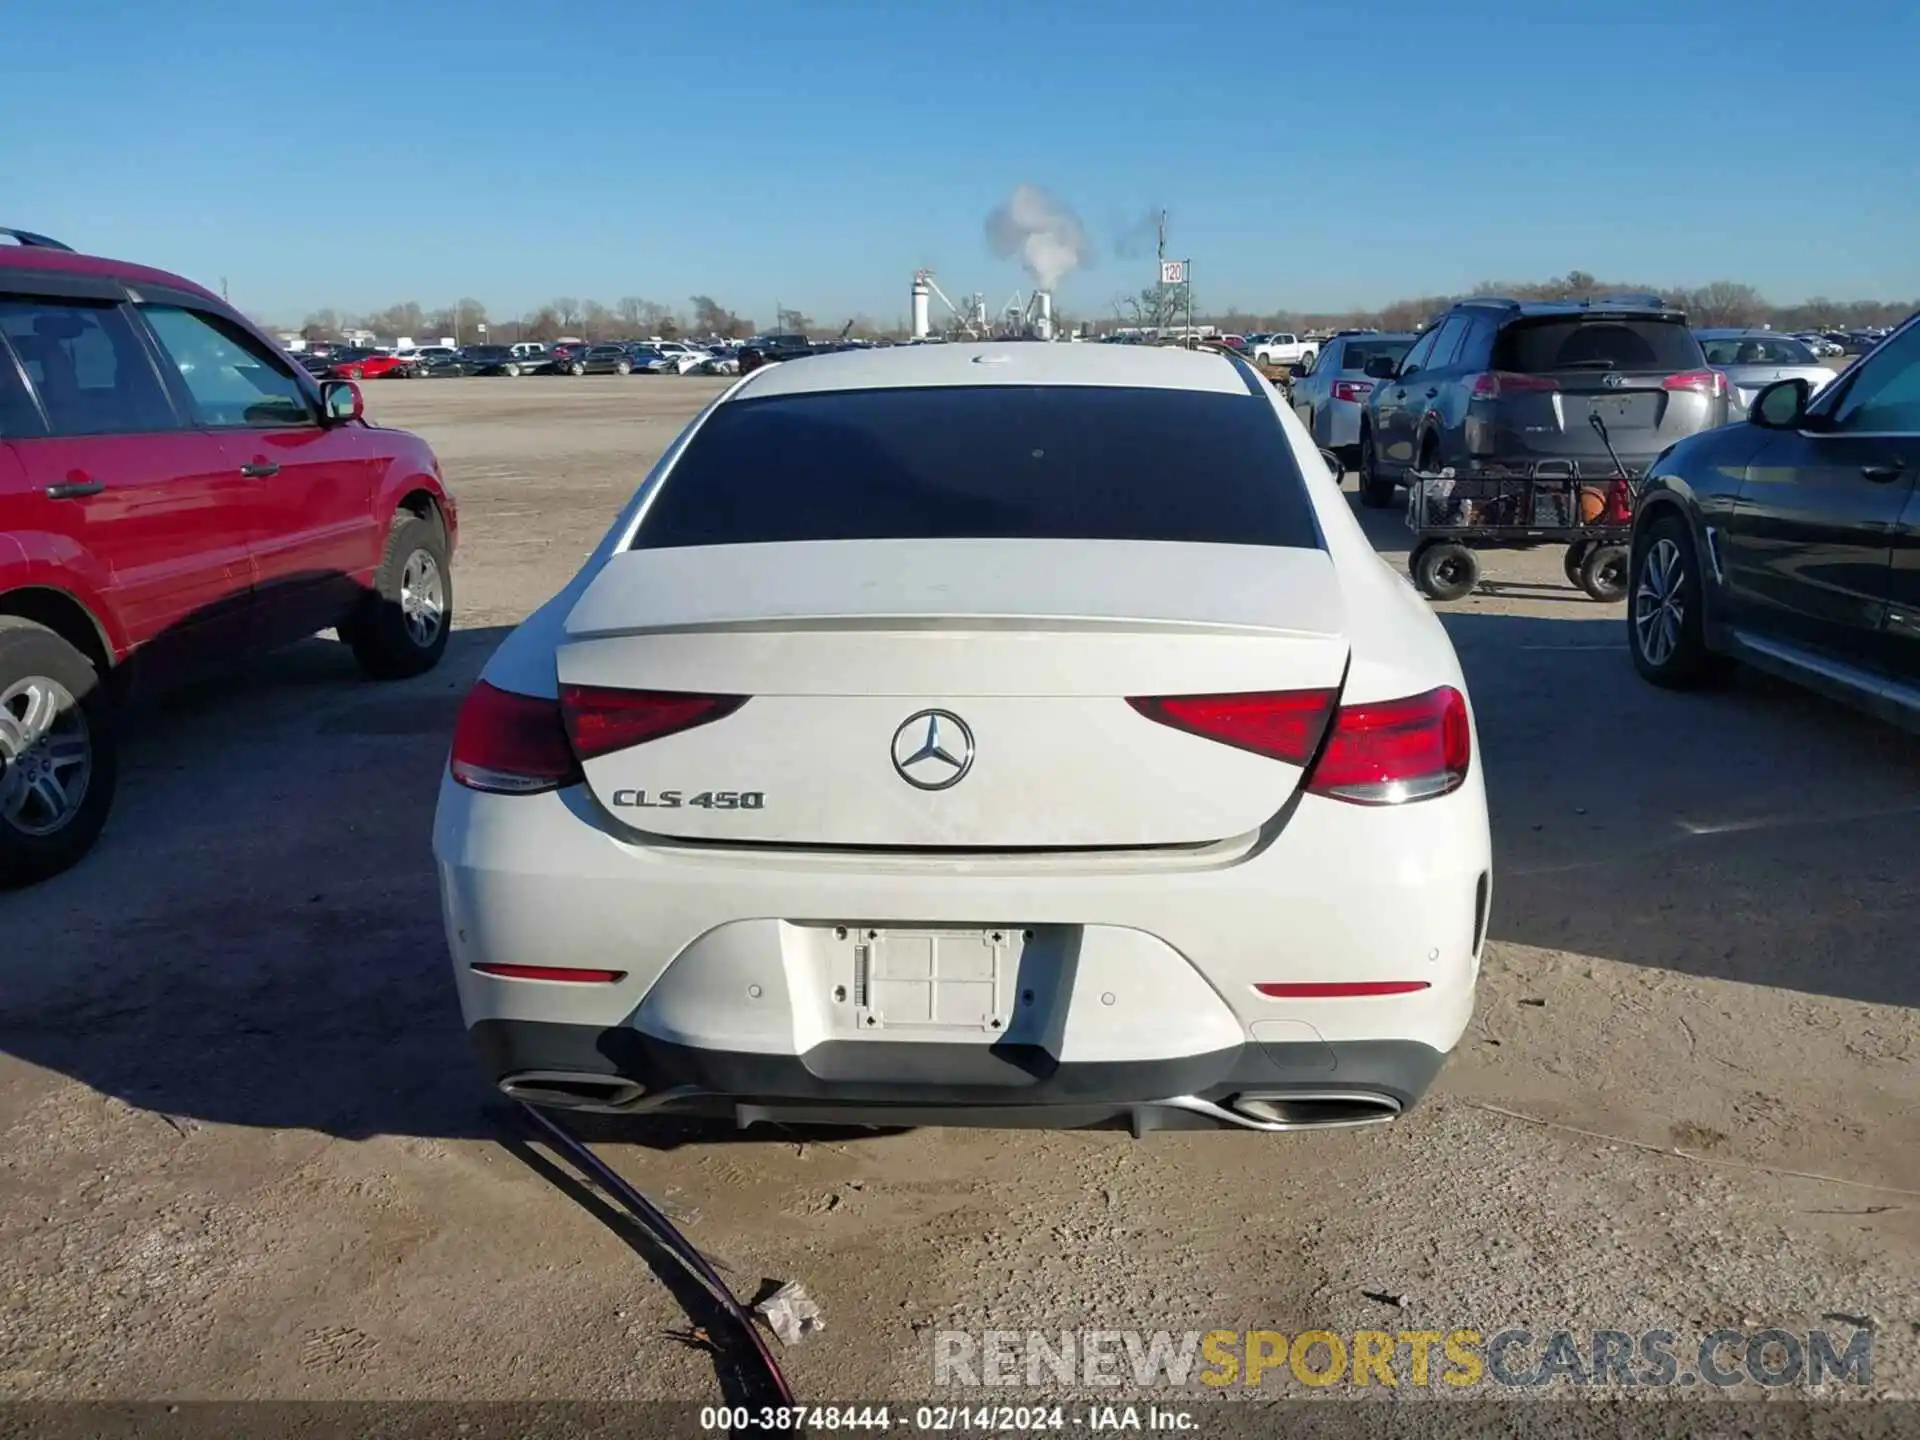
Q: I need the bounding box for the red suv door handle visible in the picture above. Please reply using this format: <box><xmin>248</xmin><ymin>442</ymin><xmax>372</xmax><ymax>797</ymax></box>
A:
<box><xmin>240</xmin><ymin>461</ymin><xmax>281</xmax><ymax>479</ymax></box>
<box><xmin>45</xmin><ymin>477</ymin><xmax>105</xmax><ymax>500</ymax></box>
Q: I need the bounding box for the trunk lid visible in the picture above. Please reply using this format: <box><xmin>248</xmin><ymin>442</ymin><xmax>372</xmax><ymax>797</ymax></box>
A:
<box><xmin>557</xmin><ymin>539</ymin><xmax>1350</xmax><ymax>849</ymax></box>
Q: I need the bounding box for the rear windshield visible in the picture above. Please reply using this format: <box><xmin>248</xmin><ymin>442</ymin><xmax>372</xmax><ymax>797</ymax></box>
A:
<box><xmin>632</xmin><ymin>384</ymin><xmax>1320</xmax><ymax>551</ymax></box>
<box><xmin>1495</xmin><ymin>318</ymin><xmax>1705</xmax><ymax>374</ymax></box>
<box><xmin>1699</xmin><ymin>335</ymin><xmax>1817</xmax><ymax>366</ymax></box>
<box><xmin>1339</xmin><ymin>339</ymin><xmax>1412</xmax><ymax>371</ymax></box>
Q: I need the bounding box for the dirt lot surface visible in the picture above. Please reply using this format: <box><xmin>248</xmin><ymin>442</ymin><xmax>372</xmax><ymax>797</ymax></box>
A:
<box><xmin>3</xmin><ymin>375</ymin><xmax>1915</xmax><ymax>1413</ymax></box>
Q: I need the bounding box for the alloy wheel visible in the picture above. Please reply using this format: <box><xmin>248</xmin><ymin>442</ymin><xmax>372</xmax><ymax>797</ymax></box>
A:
<box><xmin>1633</xmin><ymin>537</ymin><xmax>1685</xmax><ymax>667</ymax></box>
<box><xmin>400</xmin><ymin>549</ymin><xmax>446</xmax><ymax>649</ymax></box>
<box><xmin>0</xmin><ymin>675</ymin><xmax>92</xmax><ymax>837</ymax></box>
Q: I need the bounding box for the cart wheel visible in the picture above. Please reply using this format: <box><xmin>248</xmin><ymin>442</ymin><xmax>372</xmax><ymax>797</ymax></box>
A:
<box><xmin>1579</xmin><ymin>543</ymin><xmax>1630</xmax><ymax>603</ymax></box>
<box><xmin>1563</xmin><ymin>541</ymin><xmax>1591</xmax><ymax>588</ymax></box>
<box><xmin>1412</xmin><ymin>541</ymin><xmax>1480</xmax><ymax>601</ymax></box>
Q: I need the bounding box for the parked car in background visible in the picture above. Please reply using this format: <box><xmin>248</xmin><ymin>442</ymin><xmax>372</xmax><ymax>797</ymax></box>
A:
<box><xmin>0</xmin><ymin>228</ymin><xmax>457</xmax><ymax>885</ymax></box>
<box><xmin>1626</xmin><ymin>311</ymin><xmax>1919</xmax><ymax>730</ymax></box>
<box><xmin>548</xmin><ymin>344</ymin><xmax>633</xmax><ymax>376</ymax></box>
<box><xmin>327</xmin><ymin>350</ymin><xmax>419</xmax><ymax>380</ymax></box>
<box><xmin>1357</xmin><ymin>297</ymin><xmax>1729</xmax><ymax>507</ymax></box>
<box><xmin>693</xmin><ymin>347</ymin><xmax>741</xmax><ymax>375</ymax></box>
<box><xmin>1696</xmin><ymin>329</ymin><xmax>1836</xmax><ymax>413</ymax></box>
<box><xmin>650</xmin><ymin>341</ymin><xmax>714</xmax><ymax>374</ymax></box>
<box><xmin>545</xmin><ymin>341</ymin><xmax>598</xmax><ymax>376</ymax></box>
<box><xmin>462</xmin><ymin>344</ymin><xmax>536</xmax><ymax>376</ymax></box>
<box><xmin>510</xmin><ymin>342</ymin><xmax>549</xmax><ymax>365</ymax></box>
<box><xmin>623</xmin><ymin>346</ymin><xmax>675</xmax><ymax>374</ymax></box>
<box><xmin>416</xmin><ymin>350</ymin><xmax>477</xmax><ymax>378</ymax></box>
<box><xmin>1249</xmin><ymin>332</ymin><xmax>1316</xmax><ymax>370</ymax></box>
<box><xmin>1288</xmin><ymin>333</ymin><xmax>1417</xmax><ymax>466</ymax></box>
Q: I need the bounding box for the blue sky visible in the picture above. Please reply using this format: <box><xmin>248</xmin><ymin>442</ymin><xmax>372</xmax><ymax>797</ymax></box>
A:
<box><xmin>6</xmin><ymin>0</ymin><xmax>1915</xmax><ymax>327</ymax></box>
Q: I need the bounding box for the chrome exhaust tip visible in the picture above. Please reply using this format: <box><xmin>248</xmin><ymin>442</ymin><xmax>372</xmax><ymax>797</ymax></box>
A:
<box><xmin>498</xmin><ymin>1072</ymin><xmax>648</xmax><ymax>1111</ymax></box>
<box><xmin>1229</xmin><ymin>1091</ymin><xmax>1402</xmax><ymax>1129</ymax></box>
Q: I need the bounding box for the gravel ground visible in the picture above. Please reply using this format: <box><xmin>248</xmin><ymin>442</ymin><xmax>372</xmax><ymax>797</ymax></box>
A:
<box><xmin>1</xmin><ymin>375</ymin><xmax>1914</xmax><ymax>1419</ymax></box>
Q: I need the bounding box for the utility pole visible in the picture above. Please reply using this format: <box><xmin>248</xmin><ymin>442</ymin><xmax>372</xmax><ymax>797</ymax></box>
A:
<box><xmin>220</xmin><ymin>276</ymin><xmax>229</xmax><ymax>301</ymax></box>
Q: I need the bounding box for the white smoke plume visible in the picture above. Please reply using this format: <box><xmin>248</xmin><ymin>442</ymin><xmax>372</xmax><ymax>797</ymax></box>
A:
<box><xmin>985</xmin><ymin>184</ymin><xmax>1089</xmax><ymax>291</ymax></box>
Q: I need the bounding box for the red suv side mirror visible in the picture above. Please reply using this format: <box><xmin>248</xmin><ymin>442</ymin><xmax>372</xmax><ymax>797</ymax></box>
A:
<box><xmin>320</xmin><ymin>379</ymin><xmax>364</xmax><ymax>424</ymax></box>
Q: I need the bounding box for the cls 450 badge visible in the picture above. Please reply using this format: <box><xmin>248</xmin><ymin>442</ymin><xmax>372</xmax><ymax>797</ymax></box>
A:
<box><xmin>610</xmin><ymin>790</ymin><xmax>765</xmax><ymax>810</ymax></box>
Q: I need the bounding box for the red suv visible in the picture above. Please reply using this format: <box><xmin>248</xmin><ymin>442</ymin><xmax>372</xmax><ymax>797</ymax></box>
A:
<box><xmin>0</xmin><ymin>228</ymin><xmax>458</xmax><ymax>886</ymax></box>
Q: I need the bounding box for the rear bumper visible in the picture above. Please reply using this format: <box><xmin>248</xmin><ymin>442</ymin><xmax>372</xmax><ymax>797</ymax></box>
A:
<box><xmin>1312</xmin><ymin>397</ymin><xmax>1366</xmax><ymax>450</ymax></box>
<box><xmin>472</xmin><ymin>1018</ymin><xmax>1446</xmax><ymax>1132</ymax></box>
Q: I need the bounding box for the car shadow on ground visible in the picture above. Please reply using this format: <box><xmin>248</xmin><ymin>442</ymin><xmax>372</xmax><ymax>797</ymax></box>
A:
<box><xmin>1447</xmin><ymin>610</ymin><xmax>1920</xmax><ymax>1013</ymax></box>
<box><xmin>1</xmin><ymin>601</ymin><xmax>1914</xmax><ymax>1150</ymax></box>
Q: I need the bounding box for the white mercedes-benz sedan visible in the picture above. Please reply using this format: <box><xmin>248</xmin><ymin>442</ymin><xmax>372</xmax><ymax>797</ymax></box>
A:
<box><xmin>433</xmin><ymin>341</ymin><xmax>1491</xmax><ymax>1136</ymax></box>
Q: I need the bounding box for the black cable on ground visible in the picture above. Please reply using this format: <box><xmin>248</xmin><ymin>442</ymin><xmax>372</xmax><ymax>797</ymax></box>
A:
<box><xmin>514</xmin><ymin>1101</ymin><xmax>799</xmax><ymax>1412</ymax></box>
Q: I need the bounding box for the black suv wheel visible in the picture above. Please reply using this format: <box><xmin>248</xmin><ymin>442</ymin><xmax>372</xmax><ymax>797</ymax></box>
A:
<box><xmin>1358</xmin><ymin>430</ymin><xmax>1395</xmax><ymax>508</ymax></box>
<box><xmin>1628</xmin><ymin>514</ymin><xmax>1730</xmax><ymax>688</ymax></box>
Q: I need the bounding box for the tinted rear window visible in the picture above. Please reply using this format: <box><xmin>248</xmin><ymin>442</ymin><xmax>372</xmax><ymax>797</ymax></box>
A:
<box><xmin>1699</xmin><ymin>335</ymin><xmax>1817</xmax><ymax>366</ymax></box>
<box><xmin>1496</xmin><ymin>318</ymin><xmax>1704</xmax><ymax>374</ymax></box>
<box><xmin>632</xmin><ymin>384</ymin><xmax>1319</xmax><ymax>551</ymax></box>
<box><xmin>1339</xmin><ymin>339</ymin><xmax>1413</xmax><ymax>371</ymax></box>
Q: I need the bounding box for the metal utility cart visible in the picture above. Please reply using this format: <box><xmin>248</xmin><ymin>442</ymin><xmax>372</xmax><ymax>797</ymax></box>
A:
<box><xmin>1403</xmin><ymin>459</ymin><xmax>1641</xmax><ymax>602</ymax></box>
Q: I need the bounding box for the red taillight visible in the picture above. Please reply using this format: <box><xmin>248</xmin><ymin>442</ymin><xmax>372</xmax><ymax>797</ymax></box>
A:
<box><xmin>1469</xmin><ymin>371</ymin><xmax>1559</xmax><ymax>399</ymax></box>
<box><xmin>559</xmin><ymin>685</ymin><xmax>747</xmax><ymax>761</ymax></box>
<box><xmin>1255</xmin><ymin>981</ymin><xmax>1432</xmax><ymax>998</ymax></box>
<box><xmin>1126</xmin><ymin>689</ymin><xmax>1337</xmax><ymax>765</ymax></box>
<box><xmin>1662</xmin><ymin>369</ymin><xmax>1727</xmax><ymax>398</ymax></box>
<box><xmin>1330</xmin><ymin>379</ymin><xmax>1374</xmax><ymax>403</ymax></box>
<box><xmin>1308</xmin><ymin>685</ymin><xmax>1471</xmax><ymax>805</ymax></box>
<box><xmin>450</xmin><ymin>682</ymin><xmax>583</xmax><ymax>794</ymax></box>
<box><xmin>1128</xmin><ymin>684</ymin><xmax>1470</xmax><ymax>805</ymax></box>
<box><xmin>472</xmin><ymin>963</ymin><xmax>627</xmax><ymax>983</ymax></box>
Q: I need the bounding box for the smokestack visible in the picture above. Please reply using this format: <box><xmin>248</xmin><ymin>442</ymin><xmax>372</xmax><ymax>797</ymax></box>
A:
<box><xmin>911</xmin><ymin>271</ymin><xmax>932</xmax><ymax>339</ymax></box>
<box><xmin>1034</xmin><ymin>290</ymin><xmax>1053</xmax><ymax>341</ymax></box>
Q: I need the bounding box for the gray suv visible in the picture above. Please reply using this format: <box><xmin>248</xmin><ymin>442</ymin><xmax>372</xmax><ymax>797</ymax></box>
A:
<box><xmin>1356</xmin><ymin>297</ymin><xmax>1731</xmax><ymax>507</ymax></box>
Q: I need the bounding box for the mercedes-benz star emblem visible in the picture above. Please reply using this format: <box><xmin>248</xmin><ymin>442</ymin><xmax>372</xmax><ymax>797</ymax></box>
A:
<box><xmin>891</xmin><ymin>709</ymin><xmax>975</xmax><ymax>791</ymax></box>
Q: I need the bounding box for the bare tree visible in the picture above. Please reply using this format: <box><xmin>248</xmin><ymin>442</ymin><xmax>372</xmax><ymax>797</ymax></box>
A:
<box><xmin>526</xmin><ymin>307</ymin><xmax>561</xmax><ymax>342</ymax></box>
<box><xmin>1113</xmin><ymin>284</ymin><xmax>1187</xmax><ymax>332</ymax></box>
<box><xmin>301</xmin><ymin>308</ymin><xmax>341</xmax><ymax>341</ymax></box>
<box><xmin>550</xmin><ymin>297</ymin><xmax>582</xmax><ymax>333</ymax></box>
<box><xmin>690</xmin><ymin>295</ymin><xmax>749</xmax><ymax>338</ymax></box>
<box><xmin>580</xmin><ymin>300</ymin><xmax>616</xmax><ymax>341</ymax></box>
<box><xmin>776</xmin><ymin>308</ymin><xmax>813</xmax><ymax>336</ymax></box>
<box><xmin>1676</xmin><ymin>281</ymin><xmax>1767</xmax><ymax>328</ymax></box>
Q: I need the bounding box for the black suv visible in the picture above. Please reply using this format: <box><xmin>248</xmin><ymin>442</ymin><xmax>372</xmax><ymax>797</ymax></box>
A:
<box><xmin>1626</xmin><ymin>310</ymin><xmax>1918</xmax><ymax>729</ymax></box>
<box><xmin>1356</xmin><ymin>297</ymin><xmax>1731</xmax><ymax>507</ymax></box>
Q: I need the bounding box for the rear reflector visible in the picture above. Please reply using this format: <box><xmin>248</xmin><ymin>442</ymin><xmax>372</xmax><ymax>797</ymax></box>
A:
<box><xmin>450</xmin><ymin>682</ymin><xmax>583</xmax><ymax>795</ymax></box>
<box><xmin>559</xmin><ymin>685</ymin><xmax>747</xmax><ymax>761</ymax></box>
<box><xmin>1129</xmin><ymin>684</ymin><xmax>1470</xmax><ymax>805</ymax></box>
<box><xmin>1255</xmin><ymin>981</ymin><xmax>1432</xmax><ymax>998</ymax></box>
<box><xmin>472</xmin><ymin>963</ymin><xmax>628</xmax><ymax>983</ymax></box>
<box><xmin>1307</xmin><ymin>685</ymin><xmax>1471</xmax><ymax>805</ymax></box>
<box><xmin>1126</xmin><ymin>688</ymin><xmax>1337</xmax><ymax>765</ymax></box>
<box><xmin>1662</xmin><ymin>369</ymin><xmax>1728</xmax><ymax>398</ymax></box>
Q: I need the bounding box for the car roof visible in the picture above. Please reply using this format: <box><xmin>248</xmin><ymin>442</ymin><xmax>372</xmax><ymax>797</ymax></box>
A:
<box><xmin>0</xmin><ymin>238</ymin><xmax>223</xmax><ymax>306</ymax></box>
<box><xmin>1334</xmin><ymin>330</ymin><xmax>1416</xmax><ymax>342</ymax></box>
<box><xmin>1694</xmin><ymin>328</ymin><xmax>1783</xmax><ymax>338</ymax></box>
<box><xmin>1457</xmin><ymin>295</ymin><xmax>1685</xmax><ymax>322</ymax></box>
<box><xmin>731</xmin><ymin>340</ymin><xmax>1252</xmax><ymax>399</ymax></box>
